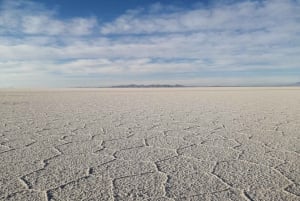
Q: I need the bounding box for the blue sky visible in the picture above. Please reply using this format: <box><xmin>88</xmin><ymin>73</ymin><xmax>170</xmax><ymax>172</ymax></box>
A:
<box><xmin>0</xmin><ymin>0</ymin><xmax>299</xmax><ymax>87</ymax></box>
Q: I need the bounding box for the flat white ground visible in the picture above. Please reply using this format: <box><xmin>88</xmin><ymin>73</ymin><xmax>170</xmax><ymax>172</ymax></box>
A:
<box><xmin>0</xmin><ymin>87</ymin><xmax>299</xmax><ymax>201</ymax></box>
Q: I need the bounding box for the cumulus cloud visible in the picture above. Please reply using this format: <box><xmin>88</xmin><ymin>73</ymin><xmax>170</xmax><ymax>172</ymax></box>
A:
<box><xmin>0</xmin><ymin>0</ymin><xmax>299</xmax><ymax>87</ymax></box>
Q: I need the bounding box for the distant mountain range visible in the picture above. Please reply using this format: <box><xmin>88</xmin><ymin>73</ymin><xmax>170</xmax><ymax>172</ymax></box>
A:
<box><xmin>111</xmin><ymin>84</ymin><xmax>186</xmax><ymax>88</ymax></box>
<box><xmin>294</xmin><ymin>82</ymin><xmax>300</xmax><ymax>86</ymax></box>
<box><xmin>110</xmin><ymin>82</ymin><xmax>300</xmax><ymax>88</ymax></box>
<box><xmin>74</xmin><ymin>82</ymin><xmax>300</xmax><ymax>88</ymax></box>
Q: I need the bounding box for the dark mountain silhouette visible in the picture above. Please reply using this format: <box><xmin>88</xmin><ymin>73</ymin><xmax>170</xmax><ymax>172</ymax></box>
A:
<box><xmin>111</xmin><ymin>84</ymin><xmax>186</xmax><ymax>88</ymax></box>
<box><xmin>295</xmin><ymin>82</ymin><xmax>300</xmax><ymax>86</ymax></box>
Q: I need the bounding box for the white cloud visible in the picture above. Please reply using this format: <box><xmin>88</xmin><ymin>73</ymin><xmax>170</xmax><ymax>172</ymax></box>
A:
<box><xmin>100</xmin><ymin>0</ymin><xmax>300</xmax><ymax>35</ymax></box>
<box><xmin>0</xmin><ymin>0</ymin><xmax>98</xmax><ymax>36</ymax></box>
<box><xmin>0</xmin><ymin>0</ymin><xmax>299</xmax><ymax>87</ymax></box>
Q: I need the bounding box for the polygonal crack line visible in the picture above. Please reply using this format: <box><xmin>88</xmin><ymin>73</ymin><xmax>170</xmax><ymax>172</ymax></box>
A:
<box><xmin>153</xmin><ymin>161</ymin><xmax>172</xmax><ymax>200</ymax></box>
<box><xmin>93</xmin><ymin>147</ymin><xmax>106</xmax><ymax>154</ymax></box>
<box><xmin>42</xmin><ymin>160</ymin><xmax>118</xmax><ymax>198</ymax></box>
<box><xmin>181</xmin><ymin>134</ymin><xmax>196</xmax><ymax>141</ymax></box>
<box><xmin>235</xmin><ymin>130</ymin><xmax>253</xmax><ymax>139</ymax></box>
<box><xmin>143</xmin><ymin>138</ymin><xmax>149</xmax><ymax>146</ymax></box>
<box><xmin>85</xmin><ymin>166</ymin><xmax>95</xmax><ymax>176</ymax></box>
<box><xmin>35</xmin><ymin>128</ymin><xmax>51</xmax><ymax>134</ymax></box>
<box><xmin>155</xmin><ymin>155</ymin><xmax>182</xmax><ymax>169</ymax></box>
<box><xmin>44</xmin><ymin>174</ymin><xmax>92</xmax><ymax>201</ymax></box>
<box><xmin>242</xmin><ymin>190</ymin><xmax>255</xmax><ymax>201</ymax></box>
<box><xmin>162</xmin><ymin>134</ymin><xmax>189</xmax><ymax>142</ymax></box>
<box><xmin>89</xmin><ymin>132</ymin><xmax>97</xmax><ymax>141</ymax></box>
<box><xmin>126</xmin><ymin>132</ymin><xmax>135</xmax><ymax>138</ymax></box>
<box><xmin>24</xmin><ymin>140</ymin><xmax>37</xmax><ymax>147</ymax></box>
<box><xmin>100</xmin><ymin>139</ymin><xmax>106</xmax><ymax>147</ymax></box>
<box><xmin>101</xmin><ymin>137</ymin><xmax>137</xmax><ymax>148</ymax></box>
<box><xmin>234</xmin><ymin>159</ymin><xmax>298</xmax><ymax>195</ymax></box>
<box><xmin>70</xmin><ymin>126</ymin><xmax>85</xmax><ymax>134</ymax></box>
<box><xmin>210</xmin><ymin>161</ymin><xmax>234</xmax><ymax>189</ymax></box>
<box><xmin>186</xmin><ymin>143</ymin><xmax>242</xmax><ymax>158</ymax></box>
<box><xmin>237</xmin><ymin>157</ymin><xmax>282</xmax><ymax>170</ymax></box>
<box><xmin>263</xmin><ymin>151</ymin><xmax>288</xmax><ymax>164</ymax></box>
<box><xmin>238</xmin><ymin>159</ymin><xmax>296</xmax><ymax>187</ymax></box>
<box><xmin>232</xmin><ymin>140</ymin><xmax>243</xmax><ymax>149</ymax></box>
<box><xmin>273</xmin><ymin>160</ymin><xmax>288</xmax><ymax>170</ymax></box>
<box><xmin>102</xmin><ymin>137</ymin><xmax>127</xmax><ymax>143</ymax></box>
<box><xmin>176</xmin><ymin>144</ymin><xmax>197</xmax><ymax>155</ymax></box>
<box><xmin>147</xmin><ymin>124</ymin><xmax>160</xmax><ymax>130</ymax></box>
<box><xmin>199</xmin><ymin>139</ymin><xmax>208</xmax><ymax>145</ymax></box>
<box><xmin>273</xmin><ymin>148</ymin><xmax>300</xmax><ymax>158</ymax></box>
<box><xmin>112</xmin><ymin>145</ymin><xmax>145</xmax><ymax>158</ymax></box>
<box><xmin>134</xmin><ymin>145</ymin><xmax>180</xmax><ymax>157</ymax></box>
<box><xmin>226</xmin><ymin>137</ymin><xmax>243</xmax><ymax>149</ymax></box>
<box><xmin>0</xmin><ymin>148</ymin><xmax>15</xmax><ymax>155</ymax></box>
<box><xmin>5</xmin><ymin>189</ymin><xmax>46</xmax><ymax>201</ymax></box>
<box><xmin>45</xmin><ymin>190</ymin><xmax>52</xmax><ymax>201</ymax></box>
<box><xmin>90</xmin><ymin>158</ymin><xmax>117</xmax><ymax>175</ymax></box>
<box><xmin>14</xmin><ymin>176</ymin><xmax>47</xmax><ymax>198</ymax></box>
<box><xmin>18</xmin><ymin>177</ymin><xmax>33</xmax><ymax>190</ymax></box>
<box><xmin>59</xmin><ymin>135</ymin><xmax>69</xmax><ymax>142</ymax></box>
<box><xmin>281</xmin><ymin>178</ymin><xmax>299</xmax><ymax>197</ymax></box>
<box><xmin>211</xmin><ymin>132</ymin><xmax>228</xmax><ymax>140</ymax></box>
<box><xmin>54</xmin><ymin>141</ymin><xmax>72</xmax><ymax>152</ymax></box>
<box><xmin>18</xmin><ymin>155</ymin><xmax>63</xmax><ymax>189</ymax></box>
<box><xmin>283</xmin><ymin>185</ymin><xmax>300</xmax><ymax>198</ymax></box>
<box><xmin>100</xmin><ymin>127</ymin><xmax>107</xmax><ymax>135</ymax></box>
<box><xmin>225</xmin><ymin>146</ymin><xmax>244</xmax><ymax>158</ymax></box>
<box><xmin>91</xmin><ymin>140</ymin><xmax>107</xmax><ymax>154</ymax></box>
<box><xmin>111</xmin><ymin>171</ymin><xmax>158</xmax><ymax>201</ymax></box>
<box><xmin>159</xmin><ymin>154</ymin><xmax>215</xmax><ymax>171</ymax></box>
<box><xmin>183</xmin><ymin>188</ymin><xmax>233</xmax><ymax>200</ymax></box>
<box><xmin>212</xmin><ymin>124</ymin><xmax>225</xmax><ymax>132</ymax></box>
<box><xmin>124</xmin><ymin>142</ymin><xmax>180</xmax><ymax>152</ymax></box>
<box><xmin>112</xmin><ymin>171</ymin><xmax>157</xmax><ymax>181</ymax></box>
<box><xmin>112</xmin><ymin>151</ymin><xmax>171</xmax><ymax>164</ymax></box>
<box><xmin>51</xmin><ymin>145</ymin><xmax>64</xmax><ymax>156</ymax></box>
<box><xmin>106</xmin><ymin>178</ymin><xmax>115</xmax><ymax>201</ymax></box>
<box><xmin>40</xmin><ymin>154</ymin><xmax>62</xmax><ymax>169</ymax></box>
<box><xmin>183</xmin><ymin>125</ymin><xmax>200</xmax><ymax>131</ymax></box>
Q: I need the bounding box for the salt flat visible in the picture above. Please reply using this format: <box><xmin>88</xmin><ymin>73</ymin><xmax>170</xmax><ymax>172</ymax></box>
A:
<box><xmin>0</xmin><ymin>87</ymin><xmax>299</xmax><ymax>201</ymax></box>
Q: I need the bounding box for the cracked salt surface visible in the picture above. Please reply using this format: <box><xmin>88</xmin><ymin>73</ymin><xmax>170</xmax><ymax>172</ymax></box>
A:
<box><xmin>0</xmin><ymin>87</ymin><xmax>299</xmax><ymax>201</ymax></box>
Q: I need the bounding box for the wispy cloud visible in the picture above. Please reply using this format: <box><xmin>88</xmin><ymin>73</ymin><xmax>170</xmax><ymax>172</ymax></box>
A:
<box><xmin>0</xmin><ymin>0</ymin><xmax>299</xmax><ymax>87</ymax></box>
